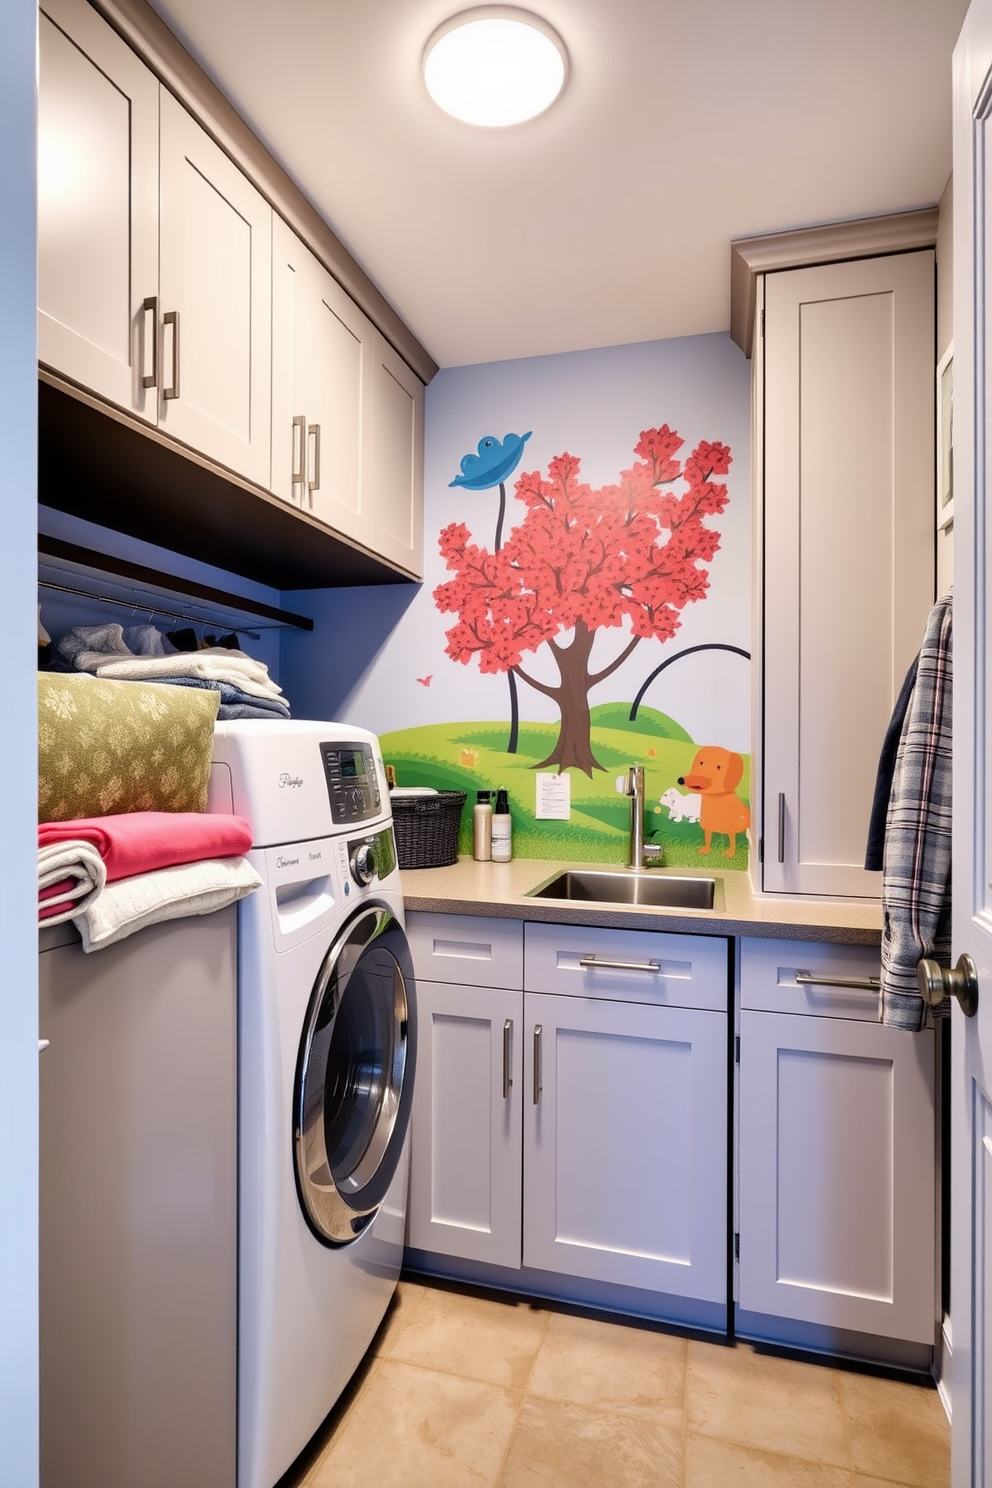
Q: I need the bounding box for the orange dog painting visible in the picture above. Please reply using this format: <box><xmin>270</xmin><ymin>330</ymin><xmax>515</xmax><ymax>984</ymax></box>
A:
<box><xmin>678</xmin><ymin>747</ymin><xmax>750</xmax><ymax>857</ymax></box>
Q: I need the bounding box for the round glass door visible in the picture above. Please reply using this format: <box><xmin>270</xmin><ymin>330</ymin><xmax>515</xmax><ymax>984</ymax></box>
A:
<box><xmin>294</xmin><ymin>905</ymin><xmax>416</xmax><ymax>1246</ymax></box>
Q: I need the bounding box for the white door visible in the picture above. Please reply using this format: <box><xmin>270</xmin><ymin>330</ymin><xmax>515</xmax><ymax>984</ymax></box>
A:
<box><xmin>523</xmin><ymin>992</ymin><xmax>727</xmax><ymax>1303</ymax></box>
<box><xmin>38</xmin><ymin>0</ymin><xmax>158</xmax><ymax>420</ymax></box>
<box><xmin>158</xmin><ymin>90</ymin><xmax>271</xmax><ymax>486</ymax></box>
<box><xmin>406</xmin><ymin>979</ymin><xmax>523</xmax><ymax>1269</ymax></box>
<box><xmin>952</xmin><ymin>5</ymin><xmax>992</xmax><ymax>1481</ymax></box>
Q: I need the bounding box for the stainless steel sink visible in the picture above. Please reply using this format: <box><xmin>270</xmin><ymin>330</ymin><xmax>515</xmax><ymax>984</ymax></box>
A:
<box><xmin>525</xmin><ymin>869</ymin><xmax>720</xmax><ymax>910</ymax></box>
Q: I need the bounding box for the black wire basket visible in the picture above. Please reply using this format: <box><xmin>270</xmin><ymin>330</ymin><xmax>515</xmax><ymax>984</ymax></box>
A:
<box><xmin>389</xmin><ymin>790</ymin><xmax>467</xmax><ymax>869</ymax></box>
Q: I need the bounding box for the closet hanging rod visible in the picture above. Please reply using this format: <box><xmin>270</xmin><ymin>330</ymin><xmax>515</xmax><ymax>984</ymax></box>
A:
<box><xmin>37</xmin><ymin>534</ymin><xmax>314</xmax><ymax>631</ymax></box>
<box><xmin>38</xmin><ymin>578</ymin><xmax>267</xmax><ymax>638</ymax></box>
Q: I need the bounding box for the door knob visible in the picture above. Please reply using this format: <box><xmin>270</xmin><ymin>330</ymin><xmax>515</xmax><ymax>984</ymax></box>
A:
<box><xmin>917</xmin><ymin>953</ymin><xmax>979</xmax><ymax>1017</ymax></box>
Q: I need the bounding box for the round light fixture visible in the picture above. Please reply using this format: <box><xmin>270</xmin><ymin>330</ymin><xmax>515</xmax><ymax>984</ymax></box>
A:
<box><xmin>423</xmin><ymin>7</ymin><xmax>567</xmax><ymax>128</ymax></box>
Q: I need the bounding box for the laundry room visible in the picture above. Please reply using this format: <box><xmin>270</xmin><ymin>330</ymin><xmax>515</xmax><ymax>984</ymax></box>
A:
<box><xmin>2</xmin><ymin>1</ymin><xmax>980</xmax><ymax>1486</ymax></box>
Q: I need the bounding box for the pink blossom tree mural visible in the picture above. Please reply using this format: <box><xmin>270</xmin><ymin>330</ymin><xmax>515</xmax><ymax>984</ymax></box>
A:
<box><xmin>434</xmin><ymin>424</ymin><xmax>732</xmax><ymax>776</ymax></box>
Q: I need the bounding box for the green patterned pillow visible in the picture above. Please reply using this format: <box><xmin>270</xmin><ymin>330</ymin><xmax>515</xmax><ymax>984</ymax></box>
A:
<box><xmin>38</xmin><ymin>673</ymin><xmax>220</xmax><ymax>822</ymax></box>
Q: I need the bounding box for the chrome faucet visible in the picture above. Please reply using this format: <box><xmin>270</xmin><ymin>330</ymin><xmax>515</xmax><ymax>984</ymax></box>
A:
<box><xmin>623</xmin><ymin>765</ymin><xmax>662</xmax><ymax>869</ymax></box>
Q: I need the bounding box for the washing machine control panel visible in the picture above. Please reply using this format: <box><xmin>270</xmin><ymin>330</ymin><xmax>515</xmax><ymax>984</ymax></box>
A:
<box><xmin>321</xmin><ymin>741</ymin><xmax>382</xmax><ymax>825</ymax></box>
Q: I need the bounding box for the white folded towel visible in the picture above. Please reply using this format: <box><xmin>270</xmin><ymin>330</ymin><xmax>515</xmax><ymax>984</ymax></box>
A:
<box><xmin>72</xmin><ymin>854</ymin><xmax>262</xmax><ymax>952</ymax></box>
<box><xmin>38</xmin><ymin>839</ymin><xmax>107</xmax><ymax>927</ymax></box>
<box><xmin>91</xmin><ymin>651</ymin><xmax>284</xmax><ymax>701</ymax></box>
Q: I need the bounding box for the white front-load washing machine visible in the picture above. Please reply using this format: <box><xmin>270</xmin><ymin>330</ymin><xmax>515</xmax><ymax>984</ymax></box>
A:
<box><xmin>209</xmin><ymin>720</ymin><xmax>416</xmax><ymax>1488</ymax></box>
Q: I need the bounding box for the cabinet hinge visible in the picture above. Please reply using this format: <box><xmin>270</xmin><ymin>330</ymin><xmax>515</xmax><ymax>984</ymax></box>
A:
<box><xmin>758</xmin><ymin>836</ymin><xmax>764</xmax><ymax>863</ymax></box>
<box><xmin>735</xmin><ymin>1035</ymin><xmax>740</xmax><ymax>1064</ymax></box>
<box><xmin>734</xmin><ymin>1232</ymin><xmax>740</xmax><ymax>1261</ymax></box>
<box><xmin>760</xmin><ymin>307</ymin><xmax>765</xmax><ymax>336</ymax></box>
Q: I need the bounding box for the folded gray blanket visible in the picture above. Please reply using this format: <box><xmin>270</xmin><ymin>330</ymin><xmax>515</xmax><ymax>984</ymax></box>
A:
<box><xmin>144</xmin><ymin>674</ymin><xmax>291</xmax><ymax>717</ymax></box>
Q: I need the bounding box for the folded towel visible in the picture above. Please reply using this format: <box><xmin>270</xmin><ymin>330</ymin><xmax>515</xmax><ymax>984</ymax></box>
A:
<box><xmin>92</xmin><ymin>653</ymin><xmax>284</xmax><ymax>701</ymax></box>
<box><xmin>38</xmin><ymin>839</ymin><xmax>107</xmax><ymax>927</ymax></box>
<box><xmin>38</xmin><ymin>812</ymin><xmax>253</xmax><ymax>882</ymax></box>
<box><xmin>54</xmin><ymin>624</ymin><xmax>283</xmax><ymax>701</ymax></box>
<box><xmin>73</xmin><ymin>855</ymin><xmax>262</xmax><ymax>952</ymax></box>
<box><xmin>143</xmin><ymin>675</ymin><xmax>291</xmax><ymax>717</ymax></box>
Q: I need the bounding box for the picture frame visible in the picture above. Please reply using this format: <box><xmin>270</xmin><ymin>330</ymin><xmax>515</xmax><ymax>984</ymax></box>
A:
<box><xmin>937</xmin><ymin>342</ymin><xmax>954</xmax><ymax>531</ymax></box>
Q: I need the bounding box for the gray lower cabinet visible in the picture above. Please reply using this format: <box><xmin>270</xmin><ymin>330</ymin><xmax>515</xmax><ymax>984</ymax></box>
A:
<box><xmin>737</xmin><ymin>938</ymin><xmax>936</xmax><ymax>1355</ymax></box>
<box><xmin>405</xmin><ymin>912</ymin><xmax>729</xmax><ymax>1315</ymax></box>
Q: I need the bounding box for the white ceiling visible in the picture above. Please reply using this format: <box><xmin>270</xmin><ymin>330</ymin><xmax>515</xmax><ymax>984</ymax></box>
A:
<box><xmin>149</xmin><ymin>0</ymin><xmax>968</xmax><ymax>370</ymax></box>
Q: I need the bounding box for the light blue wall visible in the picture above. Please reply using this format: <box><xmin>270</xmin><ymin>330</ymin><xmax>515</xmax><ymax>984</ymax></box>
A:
<box><xmin>281</xmin><ymin>331</ymin><xmax>751</xmax><ymax>748</ymax></box>
<box><xmin>1</xmin><ymin>1</ymin><xmax>40</xmax><ymax>1480</ymax></box>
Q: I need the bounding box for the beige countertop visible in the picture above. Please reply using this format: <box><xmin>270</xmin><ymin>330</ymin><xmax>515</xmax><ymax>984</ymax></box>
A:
<box><xmin>399</xmin><ymin>856</ymin><xmax>884</xmax><ymax>946</ymax></box>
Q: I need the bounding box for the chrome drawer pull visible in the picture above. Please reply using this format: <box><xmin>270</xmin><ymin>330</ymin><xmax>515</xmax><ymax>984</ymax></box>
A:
<box><xmin>579</xmin><ymin>954</ymin><xmax>661</xmax><ymax>974</ymax></box>
<box><xmin>777</xmin><ymin>792</ymin><xmax>786</xmax><ymax>863</ymax></box>
<box><xmin>141</xmin><ymin>296</ymin><xmax>158</xmax><ymax>389</ymax></box>
<box><xmin>163</xmin><ymin>309</ymin><xmax>180</xmax><ymax>399</ymax></box>
<box><xmin>502</xmin><ymin>1018</ymin><xmax>512</xmax><ymax>1100</ymax></box>
<box><xmin>533</xmin><ymin>1024</ymin><xmax>542</xmax><ymax>1105</ymax></box>
<box><xmin>794</xmin><ymin>971</ymin><xmax>881</xmax><ymax>992</ymax></box>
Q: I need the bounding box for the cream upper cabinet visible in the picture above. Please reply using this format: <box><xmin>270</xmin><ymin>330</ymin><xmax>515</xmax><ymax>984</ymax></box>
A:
<box><xmin>158</xmin><ymin>92</ymin><xmax>272</xmax><ymax>488</ymax></box>
<box><xmin>369</xmin><ymin>333</ymin><xmax>425</xmax><ymax>576</ymax></box>
<box><xmin>272</xmin><ymin>216</ymin><xmax>424</xmax><ymax>571</ymax></box>
<box><xmin>271</xmin><ymin>217</ymin><xmax>374</xmax><ymax>544</ymax></box>
<box><xmin>38</xmin><ymin>0</ymin><xmax>159</xmax><ymax>421</ymax></box>
<box><xmin>759</xmin><ymin>251</ymin><xmax>935</xmax><ymax>897</ymax></box>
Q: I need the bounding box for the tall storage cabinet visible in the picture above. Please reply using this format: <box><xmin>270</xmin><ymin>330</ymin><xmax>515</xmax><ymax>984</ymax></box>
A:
<box><xmin>756</xmin><ymin>250</ymin><xmax>935</xmax><ymax>897</ymax></box>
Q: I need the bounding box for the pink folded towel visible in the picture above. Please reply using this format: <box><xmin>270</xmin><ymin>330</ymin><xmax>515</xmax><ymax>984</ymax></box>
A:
<box><xmin>38</xmin><ymin>812</ymin><xmax>253</xmax><ymax>882</ymax></box>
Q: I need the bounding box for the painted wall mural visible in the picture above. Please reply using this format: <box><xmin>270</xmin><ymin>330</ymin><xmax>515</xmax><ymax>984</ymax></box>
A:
<box><xmin>281</xmin><ymin>333</ymin><xmax>752</xmax><ymax>868</ymax></box>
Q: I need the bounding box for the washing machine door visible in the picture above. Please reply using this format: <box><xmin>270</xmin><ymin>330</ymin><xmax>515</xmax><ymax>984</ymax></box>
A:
<box><xmin>294</xmin><ymin>904</ymin><xmax>416</xmax><ymax>1246</ymax></box>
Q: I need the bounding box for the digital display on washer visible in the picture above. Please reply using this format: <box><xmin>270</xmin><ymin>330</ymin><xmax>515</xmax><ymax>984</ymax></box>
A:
<box><xmin>321</xmin><ymin>741</ymin><xmax>381</xmax><ymax>824</ymax></box>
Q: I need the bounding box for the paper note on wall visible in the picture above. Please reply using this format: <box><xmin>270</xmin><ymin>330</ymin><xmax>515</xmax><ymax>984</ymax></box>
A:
<box><xmin>536</xmin><ymin>773</ymin><xmax>571</xmax><ymax>821</ymax></box>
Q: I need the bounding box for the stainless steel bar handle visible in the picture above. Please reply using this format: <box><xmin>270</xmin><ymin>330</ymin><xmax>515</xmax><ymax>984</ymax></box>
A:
<box><xmin>163</xmin><ymin>310</ymin><xmax>180</xmax><ymax>400</ymax></box>
<box><xmin>292</xmin><ymin>415</ymin><xmax>306</xmax><ymax>496</ymax></box>
<box><xmin>308</xmin><ymin>423</ymin><xmax>321</xmax><ymax>500</ymax></box>
<box><xmin>502</xmin><ymin>1019</ymin><xmax>513</xmax><ymax>1100</ymax></box>
<box><xmin>777</xmin><ymin>792</ymin><xmax>786</xmax><ymax>863</ymax></box>
<box><xmin>579</xmin><ymin>954</ymin><xmax>661</xmax><ymax>974</ymax></box>
<box><xmin>533</xmin><ymin>1024</ymin><xmax>542</xmax><ymax>1105</ymax></box>
<box><xmin>795</xmin><ymin>971</ymin><xmax>881</xmax><ymax>992</ymax></box>
<box><xmin>141</xmin><ymin>296</ymin><xmax>158</xmax><ymax>389</ymax></box>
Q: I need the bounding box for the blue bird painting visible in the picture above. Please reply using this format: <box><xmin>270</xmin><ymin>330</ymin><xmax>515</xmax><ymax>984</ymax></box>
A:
<box><xmin>449</xmin><ymin>431</ymin><xmax>532</xmax><ymax>491</ymax></box>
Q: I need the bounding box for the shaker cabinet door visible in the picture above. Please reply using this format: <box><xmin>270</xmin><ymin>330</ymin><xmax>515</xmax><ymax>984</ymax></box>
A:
<box><xmin>760</xmin><ymin>251</ymin><xmax>934</xmax><ymax>897</ymax></box>
<box><xmin>738</xmin><ymin>1009</ymin><xmax>935</xmax><ymax>1343</ymax></box>
<box><xmin>407</xmin><ymin>979</ymin><xmax>523</xmax><ymax>1269</ymax></box>
<box><xmin>523</xmin><ymin>992</ymin><xmax>727</xmax><ymax>1303</ymax></box>
<box><xmin>38</xmin><ymin>0</ymin><xmax>159</xmax><ymax>421</ymax></box>
<box><xmin>158</xmin><ymin>91</ymin><xmax>272</xmax><ymax>486</ymax></box>
<box><xmin>369</xmin><ymin>333</ymin><xmax>425</xmax><ymax>577</ymax></box>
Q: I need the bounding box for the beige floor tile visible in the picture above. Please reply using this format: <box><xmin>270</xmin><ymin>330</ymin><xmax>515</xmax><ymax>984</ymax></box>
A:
<box><xmin>686</xmin><ymin>1340</ymin><xmax>850</xmax><ymax>1468</ymax></box>
<box><xmin>308</xmin><ymin>1358</ymin><xmax>522</xmax><ymax>1488</ymax></box>
<box><xmin>498</xmin><ymin>1397</ymin><xmax>682</xmax><ymax>1488</ymax></box>
<box><xmin>526</xmin><ymin>1311</ymin><xmax>687</xmax><ymax>1427</ymax></box>
<box><xmin>387</xmin><ymin>1285</ymin><xmax>550</xmax><ymax>1390</ymax></box>
<box><xmin>684</xmin><ymin>1434</ymin><xmax>855</xmax><ymax>1487</ymax></box>
<box><xmin>370</xmin><ymin>1277</ymin><xmax>429</xmax><ymax>1357</ymax></box>
<box><xmin>839</xmin><ymin>1371</ymin><xmax>950</xmax><ymax>1488</ymax></box>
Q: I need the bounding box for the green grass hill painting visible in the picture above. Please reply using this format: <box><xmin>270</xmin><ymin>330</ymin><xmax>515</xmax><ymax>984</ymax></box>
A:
<box><xmin>381</xmin><ymin>703</ymin><xmax>750</xmax><ymax>870</ymax></box>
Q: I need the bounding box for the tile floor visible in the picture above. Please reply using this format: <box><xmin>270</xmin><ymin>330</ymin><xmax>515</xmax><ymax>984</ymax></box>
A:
<box><xmin>281</xmin><ymin>1277</ymin><xmax>950</xmax><ymax>1488</ymax></box>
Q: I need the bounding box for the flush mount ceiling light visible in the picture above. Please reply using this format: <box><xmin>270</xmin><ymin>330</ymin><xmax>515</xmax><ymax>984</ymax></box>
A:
<box><xmin>423</xmin><ymin>7</ymin><xmax>567</xmax><ymax>128</ymax></box>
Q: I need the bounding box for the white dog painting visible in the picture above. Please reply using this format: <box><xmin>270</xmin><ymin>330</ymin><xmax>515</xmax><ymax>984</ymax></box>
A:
<box><xmin>659</xmin><ymin>787</ymin><xmax>702</xmax><ymax>824</ymax></box>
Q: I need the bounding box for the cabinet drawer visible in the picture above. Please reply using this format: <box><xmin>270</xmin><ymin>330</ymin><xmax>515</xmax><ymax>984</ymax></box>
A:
<box><xmin>524</xmin><ymin>923</ymin><xmax>728</xmax><ymax>1011</ymax></box>
<box><xmin>740</xmin><ymin>937</ymin><xmax>882</xmax><ymax>1021</ymax></box>
<box><xmin>405</xmin><ymin>912</ymin><xmax>523</xmax><ymax>990</ymax></box>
